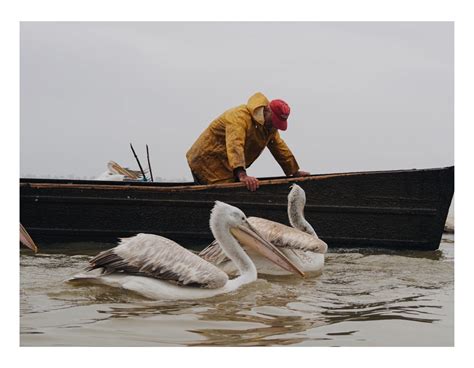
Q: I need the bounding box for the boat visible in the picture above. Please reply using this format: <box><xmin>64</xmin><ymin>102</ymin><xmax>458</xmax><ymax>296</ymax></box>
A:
<box><xmin>20</xmin><ymin>166</ymin><xmax>454</xmax><ymax>251</ymax></box>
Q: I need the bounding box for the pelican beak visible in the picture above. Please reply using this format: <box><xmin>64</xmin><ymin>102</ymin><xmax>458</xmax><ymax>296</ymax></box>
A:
<box><xmin>230</xmin><ymin>222</ymin><xmax>305</xmax><ymax>277</ymax></box>
<box><xmin>20</xmin><ymin>224</ymin><xmax>38</xmax><ymax>253</ymax></box>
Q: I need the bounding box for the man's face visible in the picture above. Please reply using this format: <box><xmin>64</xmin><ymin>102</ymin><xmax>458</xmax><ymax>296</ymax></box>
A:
<box><xmin>263</xmin><ymin>106</ymin><xmax>274</xmax><ymax>128</ymax></box>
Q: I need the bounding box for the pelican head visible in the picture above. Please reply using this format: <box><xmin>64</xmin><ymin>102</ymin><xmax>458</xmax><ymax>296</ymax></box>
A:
<box><xmin>288</xmin><ymin>184</ymin><xmax>306</xmax><ymax>212</ymax></box>
<box><xmin>210</xmin><ymin>201</ymin><xmax>248</xmax><ymax>229</ymax></box>
<box><xmin>210</xmin><ymin>201</ymin><xmax>305</xmax><ymax>277</ymax></box>
<box><xmin>288</xmin><ymin>184</ymin><xmax>320</xmax><ymax>238</ymax></box>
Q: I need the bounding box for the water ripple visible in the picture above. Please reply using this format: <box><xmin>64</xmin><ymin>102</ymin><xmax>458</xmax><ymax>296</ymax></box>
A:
<box><xmin>20</xmin><ymin>242</ymin><xmax>454</xmax><ymax>346</ymax></box>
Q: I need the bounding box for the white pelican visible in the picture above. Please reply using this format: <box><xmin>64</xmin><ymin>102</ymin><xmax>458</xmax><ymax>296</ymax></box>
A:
<box><xmin>199</xmin><ymin>184</ymin><xmax>327</xmax><ymax>276</ymax></box>
<box><xmin>69</xmin><ymin>201</ymin><xmax>304</xmax><ymax>300</ymax></box>
<box><xmin>95</xmin><ymin>161</ymin><xmax>146</xmax><ymax>181</ymax></box>
<box><xmin>20</xmin><ymin>224</ymin><xmax>38</xmax><ymax>253</ymax></box>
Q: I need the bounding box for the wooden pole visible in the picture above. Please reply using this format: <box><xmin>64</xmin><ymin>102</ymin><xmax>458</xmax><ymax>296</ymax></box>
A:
<box><xmin>146</xmin><ymin>144</ymin><xmax>154</xmax><ymax>182</ymax></box>
<box><xmin>130</xmin><ymin>143</ymin><xmax>148</xmax><ymax>181</ymax></box>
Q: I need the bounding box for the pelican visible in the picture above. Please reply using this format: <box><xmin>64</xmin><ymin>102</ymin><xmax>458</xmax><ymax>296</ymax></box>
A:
<box><xmin>199</xmin><ymin>184</ymin><xmax>327</xmax><ymax>276</ymax></box>
<box><xmin>95</xmin><ymin>161</ymin><xmax>146</xmax><ymax>181</ymax></box>
<box><xmin>69</xmin><ymin>201</ymin><xmax>304</xmax><ymax>300</ymax></box>
<box><xmin>20</xmin><ymin>224</ymin><xmax>38</xmax><ymax>253</ymax></box>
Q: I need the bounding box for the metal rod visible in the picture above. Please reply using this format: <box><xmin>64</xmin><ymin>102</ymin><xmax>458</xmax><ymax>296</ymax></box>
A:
<box><xmin>146</xmin><ymin>144</ymin><xmax>154</xmax><ymax>182</ymax></box>
<box><xmin>130</xmin><ymin>143</ymin><xmax>147</xmax><ymax>181</ymax></box>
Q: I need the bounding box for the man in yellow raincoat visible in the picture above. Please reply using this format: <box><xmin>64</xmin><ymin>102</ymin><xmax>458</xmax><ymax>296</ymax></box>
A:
<box><xmin>186</xmin><ymin>92</ymin><xmax>310</xmax><ymax>191</ymax></box>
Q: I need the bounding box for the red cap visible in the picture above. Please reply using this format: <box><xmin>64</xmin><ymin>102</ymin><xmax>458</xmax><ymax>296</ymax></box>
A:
<box><xmin>269</xmin><ymin>99</ymin><xmax>290</xmax><ymax>131</ymax></box>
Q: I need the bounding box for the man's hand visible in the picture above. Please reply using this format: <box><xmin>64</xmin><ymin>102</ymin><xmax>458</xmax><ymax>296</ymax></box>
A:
<box><xmin>293</xmin><ymin>170</ymin><xmax>311</xmax><ymax>177</ymax></box>
<box><xmin>238</xmin><ymin>171</ymin><xmax>259</xmax><ymax>191</ymax></box>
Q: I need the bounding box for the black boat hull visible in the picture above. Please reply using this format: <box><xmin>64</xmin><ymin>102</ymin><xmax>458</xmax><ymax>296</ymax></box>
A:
<box><xmin>20</xmin><ymin>166</ymin><xmax>454</xmax><ymax>251</ymax></box>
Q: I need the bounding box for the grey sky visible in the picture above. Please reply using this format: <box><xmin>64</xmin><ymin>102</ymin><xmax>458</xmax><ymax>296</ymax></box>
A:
<box><xmin>20</xmin><ymin>22</ymin><xmax>453</xmax><ymax>180</ymax></box>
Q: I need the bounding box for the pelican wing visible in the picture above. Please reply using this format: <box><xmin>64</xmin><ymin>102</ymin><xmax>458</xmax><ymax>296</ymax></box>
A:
<box><xmin>199</xmin><ymin>216</ymin><xmax>327</xmax><ymax>264</ymax></box>
<box><xmin>248</xmin><ymin>217</ymin><xmax>327</xmax><ymax>253</ymax></box>
<box><xmin>199</xmin><ymin>239</ymin><xmax>229</xmax><ymax>266</ymax></box>
<box><xmin>87</xmin><ymin>233</ymin><xmax>228</xmax><ymax>289</ymax></box>
<box><xmin>108</xmin><ymin>161</ymin><xmax>141</xmax><ymax>179</ymax></box>
<box><xmin>20</xmin><ymin>224</ymin><xmax>38</xmax><ymax>253</ymax></box>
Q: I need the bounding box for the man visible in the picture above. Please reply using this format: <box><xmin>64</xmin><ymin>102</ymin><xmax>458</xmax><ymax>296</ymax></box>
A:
<box><xmin>186</xmin><ymin>92</ymin><xmax>310</xmax><ymax>191</ymax></box>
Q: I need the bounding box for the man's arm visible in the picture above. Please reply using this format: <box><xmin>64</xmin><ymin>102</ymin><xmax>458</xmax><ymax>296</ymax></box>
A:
<box><xmin>293</xmin><ymin>170</ymin><xmax>311</xmax><ymax>177</ymax></box>
<box><xmin>267</xmin><ymin>132</ymin><xmax>306</xmax><ymax>176</ymax></box>
<box><xmin>225</xmin><ymin>112</ymin><xmax>259</xmax><ymax>191</ymax></box>
<box><xmin>233</xmin><ymin>167</ymin><xmax>259</xmax><ymax>191</ymax></box>
<box><xmin>225</xmin><ymin>115</ymin><xmax>247</xmax><ymax>171</ymax></box>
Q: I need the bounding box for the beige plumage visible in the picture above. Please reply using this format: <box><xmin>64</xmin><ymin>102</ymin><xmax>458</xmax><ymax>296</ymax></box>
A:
<box><xmin>199</xmin><ymin>184</ymin><xmax>327</xmax><ymax>276</ymax></box>
<box><xmin>96</xmin><ymin>161</ymin><xmax>148</xmax><ymax>181</ymax></box>
<box><xmin>87</xmin><ymin>233</ymin><xmax>229</xmax><ymax>288</ymax></box>
<box><xmin>69</xmin><ymin>201</ymin><xmax>304</xmax><ymax>300</ymax></box>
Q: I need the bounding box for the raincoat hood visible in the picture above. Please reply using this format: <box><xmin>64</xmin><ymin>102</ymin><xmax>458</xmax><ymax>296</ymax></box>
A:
<box><xmin>247</xmin><ymin>92</ymin><xmax>269</xmax><ymax>125</ymax></box>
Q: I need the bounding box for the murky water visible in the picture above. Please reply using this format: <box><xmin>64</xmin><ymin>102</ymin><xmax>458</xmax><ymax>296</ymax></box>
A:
<box><xmin>20</xmin><ymin>235</ymin><xmax>454</xmax><ymax>346</ymax></box>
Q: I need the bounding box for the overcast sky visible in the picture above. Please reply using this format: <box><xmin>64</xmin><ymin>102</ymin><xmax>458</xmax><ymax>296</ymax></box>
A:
<box><xmin>20</xmin><ymin>22</ymin><xmax>453</xmax><ymax>180</ymax></box>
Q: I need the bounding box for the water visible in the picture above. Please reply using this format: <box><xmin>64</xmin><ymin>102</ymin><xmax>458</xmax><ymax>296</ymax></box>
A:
<box><xmin>20</xmin><ymin>235</ymin><xmax>454</xmax><ymax>346</ymax></box>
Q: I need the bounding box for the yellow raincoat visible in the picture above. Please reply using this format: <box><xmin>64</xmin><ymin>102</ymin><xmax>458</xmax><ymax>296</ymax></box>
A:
<box><xmin>186</xmin><ymin>92</ymin><xmax>300</xmax><ymax>184</ymax></box>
